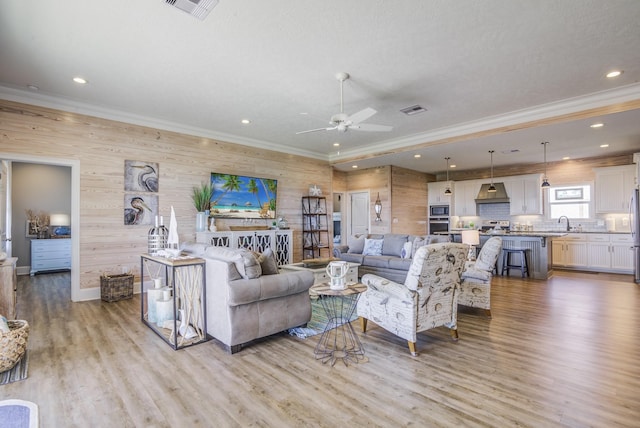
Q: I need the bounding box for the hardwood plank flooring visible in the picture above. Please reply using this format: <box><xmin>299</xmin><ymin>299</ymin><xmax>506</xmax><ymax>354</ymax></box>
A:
<box><xmin>1</xmin><ymin>271</ymin><xmax>639</xmax><ymax>427</ymax></box>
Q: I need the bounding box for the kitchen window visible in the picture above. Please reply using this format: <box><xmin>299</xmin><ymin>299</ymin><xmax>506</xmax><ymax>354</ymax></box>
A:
<box><xmin>547</xmin><ymin>184</ymin><xmax>591</xmax><ymax>219</ymax></box>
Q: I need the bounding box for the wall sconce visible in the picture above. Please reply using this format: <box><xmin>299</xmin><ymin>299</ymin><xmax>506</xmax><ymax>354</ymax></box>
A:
<box><xmin>374</xmin><ymin>193</ymin><xmax>382</xmax><ymax>222</ymax></box>
<box><xmin>461</xmin><ymin>229</ymin><xmax>480</xmax><ymax>261</ymax></box>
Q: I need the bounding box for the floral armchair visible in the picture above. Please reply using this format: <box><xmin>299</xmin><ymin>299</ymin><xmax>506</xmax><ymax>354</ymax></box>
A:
<box><xmin>458</xmin><ymin>236</ymin><xmax>503</xmax><ymax>318</ymax></box>
<box><xmin>357</xmin><ymin>242</ymin><xmax>468</xmax><ymax>356</ymax></box>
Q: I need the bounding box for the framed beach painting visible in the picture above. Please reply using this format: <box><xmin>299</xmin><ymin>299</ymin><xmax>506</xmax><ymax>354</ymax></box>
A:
<box><xmin>210</xmin><ymin>173</ymin><xmax>278</xmax><ymax>219</ymax></box>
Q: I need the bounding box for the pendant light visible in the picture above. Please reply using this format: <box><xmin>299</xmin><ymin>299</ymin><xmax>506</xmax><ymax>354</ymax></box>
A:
<box><xmin>488</xmin><ymin>150</ymin><xmax>496</xmax><ymax>192</ymax></box>
<box><xmin>541</xmin><ymin>141</ymin><xmax>550</xmax><ymax>187</ymax></box>
<box><xmin>444</xmin><ymin>157</ymin><xmax>452</xmax><ymax>195</ymax></box>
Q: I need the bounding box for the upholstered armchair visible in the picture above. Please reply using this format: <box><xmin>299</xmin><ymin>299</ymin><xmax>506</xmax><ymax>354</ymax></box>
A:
<box><xmin>357</xmin><ymin>242</ymin><xmax>468</xmax><ymax>356</ymax></box>
<box><xmin>458</xmin><ymin>236</ymin><xmax>503</xmax><ymax>318</ymax></box>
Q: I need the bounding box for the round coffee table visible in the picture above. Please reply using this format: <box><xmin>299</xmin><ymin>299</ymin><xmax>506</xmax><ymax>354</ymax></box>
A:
<box><xmin>310</xmin><ymin>282</ymin><xmax>367</xmax><ymax>366</ymax></box>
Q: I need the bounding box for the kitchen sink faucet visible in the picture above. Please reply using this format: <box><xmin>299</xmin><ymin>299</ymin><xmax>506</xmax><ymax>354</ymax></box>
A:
<box><xmin>558</xmin><ymin>215</ymin><xmax>570</xmax><ymax>231</ymax></box>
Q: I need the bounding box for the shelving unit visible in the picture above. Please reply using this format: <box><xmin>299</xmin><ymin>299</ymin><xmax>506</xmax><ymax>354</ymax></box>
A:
<box><xmin>302</xmin><ymin>196</ymin><xmax>329</xmax><ymax>259</ymax></box>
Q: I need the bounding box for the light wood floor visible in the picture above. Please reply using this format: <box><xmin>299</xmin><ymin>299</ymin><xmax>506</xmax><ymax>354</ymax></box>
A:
<box><xmin>1</xmin><ymin>270</ymin><xmax>639</xmax><ymax>427</ymax></box>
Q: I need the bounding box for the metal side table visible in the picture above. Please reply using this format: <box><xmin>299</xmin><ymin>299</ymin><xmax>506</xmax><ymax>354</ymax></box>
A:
<box><xmin>310</xmin><ymin>282</ymin><xmax>367</xmax><ymax>366</ymax></box>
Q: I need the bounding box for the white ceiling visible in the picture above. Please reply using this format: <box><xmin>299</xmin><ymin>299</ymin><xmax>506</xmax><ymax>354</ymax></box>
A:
<box><xmin>1</xmin><ymin>0</ymin><xmax>640</xmax><ymax>174</ymax></box>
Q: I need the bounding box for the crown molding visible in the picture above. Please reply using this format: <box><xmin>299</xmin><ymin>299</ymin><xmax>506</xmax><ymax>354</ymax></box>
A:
<box><xmin>328</xmin><ymin>82</ymin><xmax>640</xmax><ymax>163</ymax></box>
<box><xmin>0</xmin><ymin>85</ymin><xmax>328</xmax><ymax>161</ymax></box>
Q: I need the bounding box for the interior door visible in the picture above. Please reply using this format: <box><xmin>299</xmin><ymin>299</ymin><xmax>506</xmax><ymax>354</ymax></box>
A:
<box><xmin>0</xmin><ymin>160</ymin><xmax>10</xmax><ymax>255</ymax></box>
<box><xmin>349</xmin><ymin>191</ymin><xmax>369</xmax><ymax>237</ymax></box>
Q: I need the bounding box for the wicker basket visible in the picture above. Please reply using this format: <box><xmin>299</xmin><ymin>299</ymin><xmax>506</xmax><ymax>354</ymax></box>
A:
<box><xmin>101</xmin><ymin>273</ymin><xmax>134</xmax><ymax>302</ymax></box>
<box><xmin>0</xmin><ymin>320</ymin><xmax>29</xmax><ymax>372</ymax></box>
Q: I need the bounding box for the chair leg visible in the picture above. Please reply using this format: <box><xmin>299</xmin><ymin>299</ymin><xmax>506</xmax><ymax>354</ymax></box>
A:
<box><xmin>484</xmin><ymin>309</ymin><xmax>492</xmax><ymax>318</ymax></box>
<box><xmin>450</xmin><ymin>328</ymin><xmax>459</xmax><ymax>341</ymax></box>
<box><xmin>360</xmin><ymin>317</ymin><xmax>368</xmax><ymax>333</ymax></box>
<box><xmin>408</xmin><ymin>341</ymin><xmax>418</xmax><ymax>356</ymax></box>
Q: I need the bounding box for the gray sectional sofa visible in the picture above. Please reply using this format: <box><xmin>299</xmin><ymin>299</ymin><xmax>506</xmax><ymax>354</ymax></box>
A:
<box><xmin>333</xmin><ymin>233</ymin><xmax>450</xmax><ymax>283</ymax></box>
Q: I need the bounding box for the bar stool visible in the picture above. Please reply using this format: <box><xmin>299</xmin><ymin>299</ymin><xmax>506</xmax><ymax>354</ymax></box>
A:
<box><xmin>501</xmin><ymin>248</ymin><xmax>529</xmax><ymax>278</ymax></box>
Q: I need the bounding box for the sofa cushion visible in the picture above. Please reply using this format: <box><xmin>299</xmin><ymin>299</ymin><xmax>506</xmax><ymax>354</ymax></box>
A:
<box><xmin>257</xmin><ymin>248</ymin><xmax>279</xmax><ymax>275</ymax></box>
<box><xmin>227</xmin><ymin>271</ymin><xmax>314</xmax><ymax>306</ymax></box>
<box><xmin>347</xmin><ymin>235</ymin><xmax>365</xmax><ymax>254</ymax></box>
<box><xmin>388</xmin><ymin>257</ymin><xmax>413</xmax><ymax>271</ymax></box>
<box><xmin>382</xmin><ymin>234</ymin><xmax>409</xmax><ymax>257</ymax></box>
<box><xmin>362</xmin><ymin>255</ymin><xmax>394</xmax><ymax>269</ymax></box>
<box><xmin>339</xmin><ymin>253</ymin><xmax>365</xmax><ymax>264</ymax></box>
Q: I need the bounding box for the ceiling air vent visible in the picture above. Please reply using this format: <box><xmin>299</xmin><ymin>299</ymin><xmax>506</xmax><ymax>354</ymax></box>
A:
<box><xmin>165</xmin><ymin>0</ymin><xmax>219</xmax><ymax>20</ymax></box>
<box><xmin>400</xmin><ymin>105</ymin><xmax>427</xmax><ymax>116</ymax></box>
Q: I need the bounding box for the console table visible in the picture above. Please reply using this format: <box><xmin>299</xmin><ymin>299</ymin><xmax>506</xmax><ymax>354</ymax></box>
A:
<box><xmin>30</xmin><ymin>238</ymin><xmax>71</xmax><ymax>275</ymax></box>
<box><xmin>196</xmin><ymin>229</ymin><xmax>293</xmax><ymax>265</ymax></box>
<box><xmin>140</xmin><ymin>254</ymin><xmax>209</xmax><ymax>350</ymax></box>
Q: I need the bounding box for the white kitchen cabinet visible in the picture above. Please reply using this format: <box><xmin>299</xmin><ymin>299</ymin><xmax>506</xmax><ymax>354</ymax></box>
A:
<box><xmin>586</xmin><ymin>234</ymin><xmax>613</xmax><ymax>271</ymax></box>
<box><xmin>594</xmin><ymin>165</ymin><xmax>635</xmax><ymax>213</ymax></box>
<box><xmin>504</xmin><ymin>174</ymin><xmax>543</xmax><ymax>215</ymax></box>
<box><xmin>428</xmin><ymin>181</ymin><xmax>453</xmax><ymax>205</ymax></box>
<box><xmin>610</xmin><ymin>235</ymin><xmax>634</xmax><ymax>272</ymax></box>
<box><xmin>586</xmin><ymin>233</ymin><xmax>633</xmax><ymax>273</ymax></box>
<box><xmin>552</xmin><ymin>234</ymin><xmax>587</xmax><ymax>268</ymax></box>
<box><xmin>453</xmin><ymin>179</ymin><xmax>481</xmax><ymax>216</ymax></box>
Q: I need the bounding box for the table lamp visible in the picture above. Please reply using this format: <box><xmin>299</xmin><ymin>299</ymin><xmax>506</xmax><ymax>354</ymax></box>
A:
<box><xmin>461</xmin><ymin>229</ymin><xmax>480</xmax><ymax>261</ymax></box>
<box><xmin>49</xmin><ymin>213</ymin><xmax>71</xmax><ymax>237</ymax></box>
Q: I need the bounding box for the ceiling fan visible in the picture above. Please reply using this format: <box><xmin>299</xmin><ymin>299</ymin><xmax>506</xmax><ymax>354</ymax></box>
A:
<box><xmin>296</xmin><ymin>72</ymin><xmax>393</xmax><ymax>135</ymax></box>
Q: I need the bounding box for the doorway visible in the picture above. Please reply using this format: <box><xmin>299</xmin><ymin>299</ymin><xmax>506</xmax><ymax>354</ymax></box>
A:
<box><xmin>1</xmin><ymin>153</ymin><xmax>80</xmax><ymax>301</ymax></box>
<box><xmin>348</xmin><ymin>191</ymin><xmax>370</xmax><ymax>237</ymax></box>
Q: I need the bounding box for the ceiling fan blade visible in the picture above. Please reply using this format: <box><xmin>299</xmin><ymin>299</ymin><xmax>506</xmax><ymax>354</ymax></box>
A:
<box><xmin>351</xmin><ymin>123</ymin><xmax>393</xmax><ymax>132</ymax></box>
<box><xmin>347</xmin><ymin>107</ymin><xmax>377</xmax><ymax>125</ymax></box>
<box><xmin>295</xmin><ymin>126</ymin><xmax>336</xmax><ymax>135</ymax></box>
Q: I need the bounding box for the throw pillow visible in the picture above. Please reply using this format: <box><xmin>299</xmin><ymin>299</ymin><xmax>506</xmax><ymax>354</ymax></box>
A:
<box><xmin>401</xmin><ymin>241</ymin><xmax>413</xmax><ymax>259</ymax></box>
<box><xmin>362</xmin><ymin>238</ymin><xmax>384</xmax><ymax>256</ymax></box>
<box><xmin>347</xmin><ymin>235</ymin><xmax>366</xmax><ymax>254</ymax></box>
<box><xmin>238</xmin><ymin>248</ymin><xmax>262</xmax><ymax>279</ymax></box>
<box><xmin>0</xmin><ymin>315</ymin><xmax>9</xmax><ymax>333</ymax></box>
<box><xmin>411</xmin><ymin>236</ymin><xmax>431</xmax><ymax>258</ymax></box>
<box><xmin>256</xmin><ymin>248</ymin><xmax>279</xmax><ymax>275</ymax></box>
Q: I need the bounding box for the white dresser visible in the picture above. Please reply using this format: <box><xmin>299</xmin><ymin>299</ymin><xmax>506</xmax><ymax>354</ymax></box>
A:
<box><xmin>30</xmin><ymin>238</ymin><xmax>72</xmax><ymax>275</ymax></box>
<box><xmin>196</xmin><ymin>229</ymin><xmax>293</xmax><ymax>265</ymax></box>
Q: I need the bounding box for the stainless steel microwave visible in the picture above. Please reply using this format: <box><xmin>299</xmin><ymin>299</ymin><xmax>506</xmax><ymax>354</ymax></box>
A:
<box><xmin>430</xmin><ymin>205</ymin><xmax>450</xmax><ymax>216</ymax></box>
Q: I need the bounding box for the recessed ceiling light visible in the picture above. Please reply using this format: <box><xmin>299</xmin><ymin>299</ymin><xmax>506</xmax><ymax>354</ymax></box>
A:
<box><xmin>414</xmin><ymin>154</ymin><xmax>421</xmax><ymax>158</ymax></box>
<box><xmin>241</xmin><ymin>119</ymin><xmax>251</xmax><ymax>124</ymax></box>
<box><xmin>450</xmin><ymin>164</ymin><xmax>456</xmax><ymax>168</ymax></box>
<box><xmin>352</xmin><ymin>165</ymin><xmax>358</xmax><ymax>169</ymax></box>
<box><xmin>590</xmin><ymin>123</ymin><xmax>604</xmax><ymax>128</ymax></box>
<box><xmin>562</xmin><ymin>156</ymin><xmax>571</xmax><ymax>160</ymax></box>
<box><xmin>606</xmin><ymin>70</ymin><xmax>623</xmax><ymax>78</ymax></box>
<box><xmin>600</xmin><ymin>144</ymin><xmax>609</xmax><ymax>148</ymax></box>
<box><xmin>72</xmin><ymin>77</ymin><xmax>87</xmax><ymax>84</ymax></box>
<box><xmin>333</xmin><ymin>143</ymin><xmax>340</xmax><ymax>147</ymax></box>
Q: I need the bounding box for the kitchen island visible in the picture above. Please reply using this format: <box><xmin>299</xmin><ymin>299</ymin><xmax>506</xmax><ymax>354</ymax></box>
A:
<box><xmin>444</xmin><ymin>231</ymin><xmax>567</xmax><ymax>280</ymax></box>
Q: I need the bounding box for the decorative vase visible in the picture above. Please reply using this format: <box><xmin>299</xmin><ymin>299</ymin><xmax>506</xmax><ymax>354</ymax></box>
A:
<box><xmin>196</xmin><ymin>212</ymin><xmax>207</xmax><ymax>232</ymax></box>
<box><xmin>209</xmin><ymin>217</ymin><xmax>217</xmax><ymax>232</ymax></box>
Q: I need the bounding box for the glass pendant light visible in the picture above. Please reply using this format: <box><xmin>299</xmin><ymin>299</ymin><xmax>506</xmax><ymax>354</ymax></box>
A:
<box><xmin>444</xmin><ymin>157</ymin><xmax>452</xmax><ymax>195</ymax></box>
<box><xmin>541</xmin><ymin>141</ymin><xmax>550</xmax><ymax>187</ymax></box>
<box><xmin>488</xmin><ymin>150</ymin><xmax>496</xmax><ymax>192</ymax></box>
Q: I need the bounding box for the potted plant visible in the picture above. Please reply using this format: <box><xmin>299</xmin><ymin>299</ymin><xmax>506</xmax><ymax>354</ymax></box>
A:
<box><xmin>192</xmin><ymin>182</ymin><xmax>213</xmax><ymax>232</ymax></box>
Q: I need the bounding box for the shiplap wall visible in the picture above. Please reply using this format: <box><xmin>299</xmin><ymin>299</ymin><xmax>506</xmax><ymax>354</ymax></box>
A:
<box><xmin>0</xmin><ymin>100</ymin><xmax>332</xmax><ymax>290</ymax></box>
<box><xmin>390</xmin><ymin>166</ymin><xmax>429</xmax><ymax>235</ymax></box>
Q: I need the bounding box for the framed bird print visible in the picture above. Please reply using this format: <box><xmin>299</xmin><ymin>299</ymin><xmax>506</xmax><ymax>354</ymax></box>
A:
<box><xmin>124</xmin><ymin>160</ymin><xmax>159</xmax><ymax>193</ymax></box>
<box><xmin>124</xmin><ymin>194</ymin><xmax>158</xmax><ymax>226</ymax></box>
